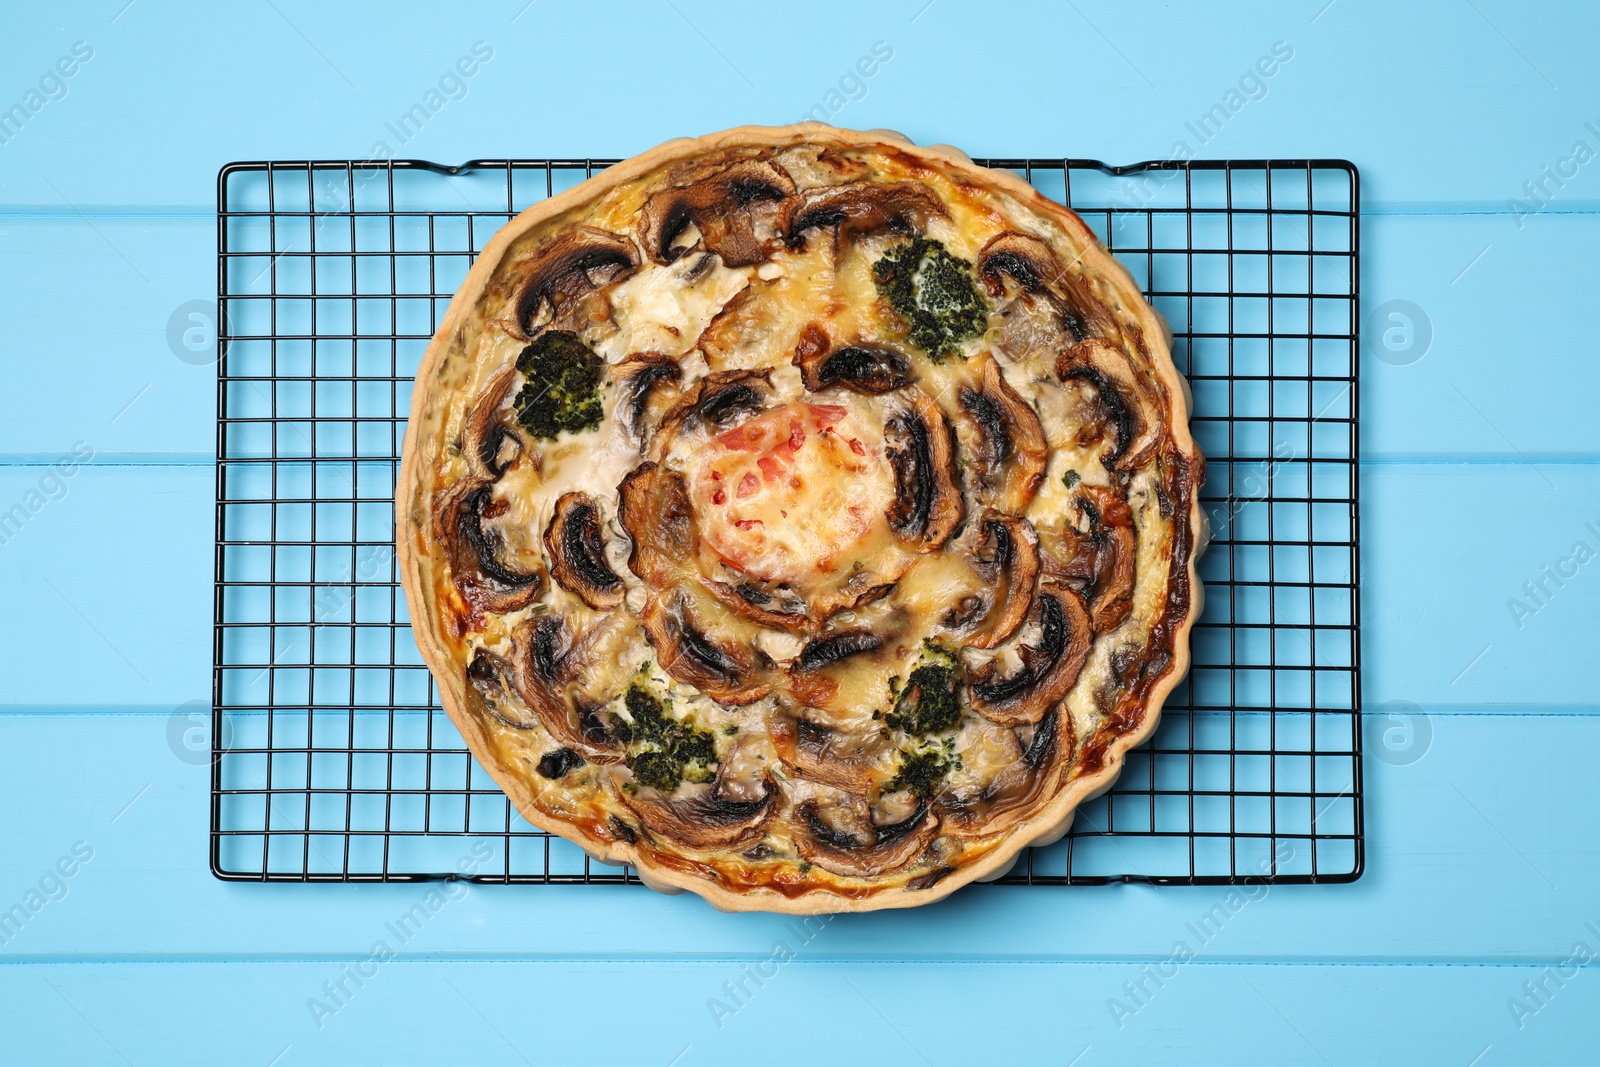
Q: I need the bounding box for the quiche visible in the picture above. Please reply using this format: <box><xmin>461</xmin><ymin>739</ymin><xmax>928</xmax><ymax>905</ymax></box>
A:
<box><xmin>395</xmin><ymin>125</ymin><xmax>1205</xmax><ymax>912</ymax></box>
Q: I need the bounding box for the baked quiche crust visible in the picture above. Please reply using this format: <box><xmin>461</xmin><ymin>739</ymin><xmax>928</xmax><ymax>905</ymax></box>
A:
<box><xmin>396</xmin><ymin>125</ymin><xmax>1205</xmax><ymax>912</ymax></box>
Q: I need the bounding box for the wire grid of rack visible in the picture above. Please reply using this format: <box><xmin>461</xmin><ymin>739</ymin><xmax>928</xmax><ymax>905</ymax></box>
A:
<box><xmin>212</xmin><ymin>156</ymin><xmax>1363</xmax><ymax>886</ymax></box>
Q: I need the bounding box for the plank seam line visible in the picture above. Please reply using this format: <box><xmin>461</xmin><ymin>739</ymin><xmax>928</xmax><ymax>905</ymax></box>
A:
<box><xmin>0</xmin><ymin>956</ymin><xmax>1586</xmax><ymax>968</ymax></box>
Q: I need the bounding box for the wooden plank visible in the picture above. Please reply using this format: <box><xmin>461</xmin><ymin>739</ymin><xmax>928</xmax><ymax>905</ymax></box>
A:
<box><xmin>0</xmin><ymin>464</ymin><xmax>211</xmax><ymax>708</ymax></box>
<box><xmin>2</xmin><ymin>462</ymin><xmax>1594</xmax><ymax>710</ymax></box>
<box><xmin>1361</xmin><ymin>463</ymin><xmax>1600</xmax><ymax>710</ymax></box>
<box><xmin>2</xmin><ymin>210</ymin><xmax>1598</xmax><ymax>458</ymax></box>
<box><xmin>0</xmin><ymin>711</ymin><xmax>1592</xmax><ymax>963</ymax></box>
<box><xmin>5</xmin><ymin>2</ymin><xmax>1594</xmax><ymax>1060</ymax></box>
<box><xmin>1</xmin><ymin>1</ymin><xmax>1596</xmax><ymax>209</ymax></box>
<box><xmin>0</xmin><ymin>216</ymin><xmax>215</xmax><ymax>458</ymax></box>
<box><xmin>2</xmin><ymin>958</ymin><xmax>1596</xmax><ymax>1065</ymax></box>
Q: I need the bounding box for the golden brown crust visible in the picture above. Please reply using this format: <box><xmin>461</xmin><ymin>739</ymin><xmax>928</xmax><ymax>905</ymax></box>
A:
<box><xmin>396</xmin><ymin>124</ymin><xmax>1205</xmax><ymax>913</ymax></box>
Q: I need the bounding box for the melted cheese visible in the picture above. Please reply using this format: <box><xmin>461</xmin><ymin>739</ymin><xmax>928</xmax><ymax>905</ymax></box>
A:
<box><xmin>408</xmin><ymin>137</ymin><xmax>1197</xmax><ymax>903</ymax></box>
<box><xmin>597</xmin><ymin>253</ymin><xmax>750</xmax><ymax>362</ymax></box>
<box><xmin>684</xmin><ymin>401</ymin><xmax>893</xmax><ymax>586</ymax></box>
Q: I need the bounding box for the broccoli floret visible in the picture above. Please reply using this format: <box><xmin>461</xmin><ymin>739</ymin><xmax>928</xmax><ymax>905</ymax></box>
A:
<box><xmin>871</xmin><ymin>236</ymin><xmax>989</xmax><ymax>361</ymax></box>
<box><xmin>885</xmin><ymin>640</ymin><xmax>964</xmax><ymax>735</ymax></box>
<box><xmin>627</xmin><ymin>750</ymin><xmax>686</xmax><ymax>793</ymax></box>
<box><xmin>512</xmin><ymin>330</ymin><xmax>606</xmax><ymax>440</ymax></box>
<box><xmin>620</xmin><ymin>684</ymin><xmax>718</xmax><ymax>792</ymax></box>
<box><xmin>882</xmin><ymin>744</ymin><xmax>959</xmax><ymax>797</ymax></box>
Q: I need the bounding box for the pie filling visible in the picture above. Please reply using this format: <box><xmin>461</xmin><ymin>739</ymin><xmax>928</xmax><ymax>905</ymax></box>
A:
<box><xmin>399</xmin><ymin>130</ymin><xmax>1202</xmax><ymax>909</ymax></box>
<box><xmin>686</xmin><ymin>400</ymin><xmax>892</xmax><ymax>589</ymax></box>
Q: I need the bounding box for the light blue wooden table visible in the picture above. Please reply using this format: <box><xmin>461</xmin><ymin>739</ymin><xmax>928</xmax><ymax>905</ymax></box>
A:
<box><xmin>3</xmin><ymin>1</ymin><xmax>1597</xmax><ymax>1062</ymax></box>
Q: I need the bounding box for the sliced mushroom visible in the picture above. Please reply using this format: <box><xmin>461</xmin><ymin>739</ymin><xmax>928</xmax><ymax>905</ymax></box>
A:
<box><xmin>614</xmin><ymin>352</ymin><xmax>682</xmax><ymax>445</ymax></box>
<box><xmin>466</xmin><ymin>646</ymin><xmax>536</xmax><ymax>730</ymax></box>
<box><xmin>944</xmin><ymin>511</ymin><xmax>1040</xmax><ymax>650</ymax></box>
<box><xmin>543</xmin><ymin>492</ymin><xmax>625</xmax><ymax>611</ymax></box>
<box><xmin>795</xmin><ymin>630</ymin><xmax>882</xmax><ymax>673</ymax></box>
<box><xmin>969</xmin><ymin>584</ymin><xmax>1093</xmax><ymax>727</ymax></box>
<box><xmin>1055</xmin><ymin>340</ymin><xmax>1164</xmax><ymax>473</ymax></box>
<box><xmin>708</xmin><ymin>578</ymin><xmax>811</xmax><ymax>632</ymax></box>
<box><xmin>939</xmin><ymin>708</ymin><xmax>1071</xmax><ymax>837</ymax></box>
<box><xmin>977</xmin><ymin>231</ymin><xmax>1059</xmax><ymax>292</ymax></box>
<box><xmin>790</xmin><ymin>718</ymin><xmax>888</xmax><ymax>793</ymax></box>
<box><xmin>491</xmin><ymin>615</ymin><xmax>624</xmax><ymax>763</ymax></box>
<box><xmin>685</xmin><ymin>372</ymin><xmax>769</xmax><ymax>426</ymax></box>
<box><xmin>638</xmin><ymin>159</ymin><xmax>796</xmax><ymax>267</ymax></box>
<box><xmin>620</xmin><ymin>772</ymin><xmax>778</xmax><ymax>852</ymax></box>
<box><xmin>433</xmin><ymin>480</ymin><xmax>541</xmax><ymax>615</ymax></box>
<box><xmin>650</xmin><ymin>369</ymin><xmax>773</xmax><ymax>456</ymax></box>
<box><xmin>780</xmin><ymin>181</ymin><xmax>948</xmax><ymax>248</ymax></box>
<box><xmin>792</xmin><ymin>795</ymin><xmax>940</xmax><ymax>878</ymax></box>
<box><xmin>640</xmin><ymin>593</ymin><xmax>771</xmax><ymax>705</ymax></box>
<box><xmin>463</xmin><ymin>366</ymin><xmax>522</xmax><ymax>479</ymax></box>
<box><xmin>510</xmin><ymin>227</ymin><xmax>638</xmax><ymax>340</ymax></box>
<box><xmin>977</xmin><ymin>230</ymin><xmax>1114</xmax><ymax>345</ymax></box>
<box><xmin>995</xmin><ymin>289</ymin><xmax>1068</xmax><ymax>365</ymax></box>
<box><xmin>617</xmin><ymin>461</ymin><xmax>698</xmax><ymax>586</ymax></box>
<box><xmin>1059</xmin><ymin>486</ymin><xmax>1136</xmax><ymax>633</ymax></box>
<box><xmin>885</xmin><ymin>393</ymin><xmax>963</xmax><ymax>551</ymax></box>
<box><xmin>958</xmin><ymin>356</ymin><xmax>1048</xmax><ymax>513</ymax></box>
<box><xmin>793</xmin><ymin>323</ymin><xmax>916</xmax><ymax>395</ymax></box>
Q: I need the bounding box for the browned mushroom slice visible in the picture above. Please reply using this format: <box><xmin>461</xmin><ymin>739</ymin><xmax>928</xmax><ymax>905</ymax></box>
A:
<box><xmin>708</xmin><ymin>578</ymin><xmax>811</xmax><ymax>632</ymax></box>
<box><xmin>885</xmin><ymin>393</ymin><xmax>963</xmax><ymax>551</ymax></box>
<box><xmin>543</xmin><ymin>492</ymin><xmax>624</xmax><ymax>611</ymax></box>
<box><xmin>683</xmin><ymin>371</ymin><xmax>770</xmax><ymax>426</ymax></box>
<box><xmin>638</xmin><ymin>159</ymin><xmax>796</xmax><ymax>267</ymax></box>
<box><xmin>785</xmin><ymin>628</ymin><xmax>887</xmax><ymax>706</ymax></box>
<box><xmin>795</xmin><ymin>630</ymin><xmax>882</xmax><ymax>672</ymax></box>
<box><xmin>433</xmin><ymin>480</ymin><xmax>541</xmax><ymax>615</ymax></box>
<box><xmin>939</xmin><ymin>708</ymin><xmax>1071</xmax><ymax>836</ymax></box>
<box><xmin>509</xmin><ymin>227</ymin><xmax>637</xmax><ymax>340</ymax></box>
<box><xmin>969</xmin><ymin>585</ymin><xmax>1092</xmax><ymax>727</ymax></box>
<box><xmin>1055</xmin><ymin>340</ymin><xmax>1164</xmax><ymax>473</ymax></box>
<box><xmin>651</xmin><ymin>369</ymin><xmax>774</xmax><ymax>456</ymax></box>
<box><xmin>792</xmin><ymin>796</ymin><xmax>940</xmax><ymax>878</ymax></box>
<box><xmin>789</xmin><ymin>718</ymin><xmax>886</xmax><ymax>793</ymax></box>
<box><xmin>959</xmin><ymin>356</ymin><xmax>1048</xmax><ymax>512</ymax></box>
<box><xmin>617</xmin><ymin>461</ymin><xmax>698</xmax><ymax>586</ymax></box>
<box><xmin>493</xmin><ymin>615</ymin><xmax>624</xmax><ymax>763</ymax></box>
<box><xmin>995</xmin><ymin>288</ymin><xmax>1068</xmax><ymax>364</ymax></box>
<box><xmin>784</xmin><ymin>614</ymin><xmax>902</xmax><ymax>713</ymax></box>
<box><xmin>977</xmin><ymin>230</ymin><xmax>1113</xmax><ymax>344</ymax></box>
<box><xmin>465</xmin><ymin>646</ymin><xmax>537</xmax><ymax>730</ymax></box>
<box><xmin>463</xmin><ymin>366</ymin><xmax>522</xmax><ymax>479</ymax></box>
<box><xmin>792</xmin><ymin>323</ymin><xmax>916</xmax><ymax>395</ymax></box>
<box><xmin>1058</xmin><ymin>486</ymin><xmax>1136</xmax><ymax>633</ymax></box>
<box><xmin>944</xmin><ymin>511</ymin><xmax>1040</xmax><ymax>650</ymax></box>
<box><xmin>620</xmin><ymin>773</ymin><xmax>778</xmax><ymax>852</ymax></box>
<box><xmin>780</xmin><ymin>180</ymin><xmax>948</xmax><ymax>248</ymax></box>
<box><xmin>614</xmin><ymin>352</ymin><xmax>681</xmax><ymax>444</ymax></box>
<box><xmin>640</xmin><ymin>594</ymin><xmax>771</xmax><ymax>705</ymax></box>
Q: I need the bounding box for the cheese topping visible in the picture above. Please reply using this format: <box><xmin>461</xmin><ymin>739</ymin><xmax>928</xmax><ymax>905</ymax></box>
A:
<box><xmin>686</xmin><ymin>401</ymin><xmax>893</xmax><ymax>586</ymax></box>
<box><xmin>400</xmin><ymin>132</ymin><xmax>1201</xmax><ymax>911</ymax></box>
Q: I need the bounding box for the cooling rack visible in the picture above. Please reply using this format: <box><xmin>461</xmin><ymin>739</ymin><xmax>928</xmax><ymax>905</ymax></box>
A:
<box><xmin>212</xmin><ymin>155</ymin><xmax>1363</xmax><ymax>886</ymax></box>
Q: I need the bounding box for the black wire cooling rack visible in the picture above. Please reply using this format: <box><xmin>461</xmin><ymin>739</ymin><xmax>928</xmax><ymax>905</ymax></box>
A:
<box><xmin>212</xmin><ymin>155</ymin><xmax>1363</xmax><ymax>886</ymax></box>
